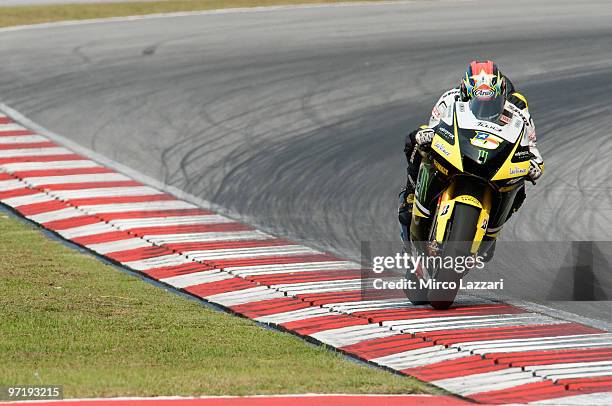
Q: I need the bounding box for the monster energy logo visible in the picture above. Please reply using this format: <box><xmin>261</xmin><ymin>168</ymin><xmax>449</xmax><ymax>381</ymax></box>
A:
<box><xmin>478</xmin><ymin>150</ymin><xmax>489</xmax><ymax>163</ymax></box>
<box><xmin>416</xmin><ymin>167</ymin><xmax>430</xmax><ymax>198</ymax></box>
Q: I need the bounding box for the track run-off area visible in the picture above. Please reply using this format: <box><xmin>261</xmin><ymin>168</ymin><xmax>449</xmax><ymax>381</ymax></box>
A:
<box><xmin>1</xmin><ymin>0</ymin><xmax>612</xmax><ymax>404</ymax></box>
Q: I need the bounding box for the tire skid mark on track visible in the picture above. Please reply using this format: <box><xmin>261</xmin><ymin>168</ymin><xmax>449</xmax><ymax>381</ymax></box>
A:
<box><xmin>0</xmin><ymin>109</ymin><xmax>610</xmax><ymax>404</ymax></box>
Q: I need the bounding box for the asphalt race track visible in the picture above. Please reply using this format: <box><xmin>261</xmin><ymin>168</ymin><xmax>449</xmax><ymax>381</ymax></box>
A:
<box><xmin>0</xmin><ymin>0</ymin><xmax>611</xmax><ymax>323</ymax></box>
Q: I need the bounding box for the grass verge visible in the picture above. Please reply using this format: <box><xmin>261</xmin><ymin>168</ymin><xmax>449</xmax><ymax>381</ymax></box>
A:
<box><xmin>0</xmin><ymin>210</ymin><xmax>435</xmax><ymax>398</ymax></box>
<box><xmin>0</xmin><ymin>0</ymin><xmax>385</xmax><ymax>28</ymax></box>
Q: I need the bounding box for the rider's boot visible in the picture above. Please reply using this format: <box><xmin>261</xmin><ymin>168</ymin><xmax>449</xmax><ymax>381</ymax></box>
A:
<box><xmin>398</xmin><ymin>186</ymin><xmax>415</xmax><ymax>242</ymax></box>
<box><xmin>398</xmin><ymin>186</ymin><xmax>415</xmax><ymax>225</ymax></box>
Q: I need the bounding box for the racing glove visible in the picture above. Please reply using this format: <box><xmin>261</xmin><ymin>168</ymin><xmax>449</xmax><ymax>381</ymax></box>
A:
<box><xmin>528</xmin><ymin>159</ymin><xmax>542</xmax><ymax>181</ymax></box>
<box><xmin>415</xmin><ymin>128</ymin><xmax>435</xmax><ymax>147</ymax></box>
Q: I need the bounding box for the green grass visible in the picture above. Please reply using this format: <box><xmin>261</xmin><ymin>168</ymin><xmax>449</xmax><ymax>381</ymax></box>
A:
<box><xmin>0</xmin><ymin>0</ymin><xmax>384</xmax><ymax>28</ymax></box>
<box><xmin>0</xmin><ymin>211</ymin><xmax>435</xmax><ymax>398</ymax></box>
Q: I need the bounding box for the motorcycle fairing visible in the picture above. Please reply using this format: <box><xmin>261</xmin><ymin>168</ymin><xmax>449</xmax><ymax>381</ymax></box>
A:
<box><xmin>413</xmin><ymin>100</ymin><xmax>531</xmax><ymax>254</ymax></box>
<box><xmin>430</xmin><ymin>101</ymin><xmax>531</xmax><ymax>182</ymax></box>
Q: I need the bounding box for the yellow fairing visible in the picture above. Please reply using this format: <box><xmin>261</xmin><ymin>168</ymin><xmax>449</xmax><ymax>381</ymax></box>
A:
<box><xmin>431</xmin><ymin>112</ymin><xmax>463</xmax><ymax>171</ymax></box>
<box><xmin>491</xmin><ymin>129</ymin><xmax>530</xmax><ymax>181</ymax></box>
<box><xmin>435</xmin><ymin>188</ymin><xmax>492</xmax><ymax>254</ymax></box>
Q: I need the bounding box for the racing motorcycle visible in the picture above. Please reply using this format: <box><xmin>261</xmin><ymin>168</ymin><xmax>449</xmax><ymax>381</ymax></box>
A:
<box><xmin>402</xmin><ymin>100</ymin><xmax>534</xmax><ymax>309</ymax></box>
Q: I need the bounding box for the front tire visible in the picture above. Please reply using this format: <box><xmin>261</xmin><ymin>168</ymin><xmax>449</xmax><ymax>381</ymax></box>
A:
<box><xmin>405</xmin><ymin>269</ymin><xmax>428</xmax><ymax>305</ymax></box>
<box><xmin>428</xmin><ymin>203</ymin><xmax>480</xmax><ymax>309</ymax></box>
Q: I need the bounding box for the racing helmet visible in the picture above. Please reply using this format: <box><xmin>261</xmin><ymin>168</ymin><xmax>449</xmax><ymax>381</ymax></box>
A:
<box><xmin>460</xmin><ymin>60</ymin><xmax>506</xmax><ymax>121</ymax></box>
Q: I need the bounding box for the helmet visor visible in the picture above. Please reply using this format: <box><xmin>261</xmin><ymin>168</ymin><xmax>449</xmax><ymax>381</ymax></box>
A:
<box><xmin>469</xmin><ymin>93</ymin><xmax>505</xmax><ymax>122</ymax></box>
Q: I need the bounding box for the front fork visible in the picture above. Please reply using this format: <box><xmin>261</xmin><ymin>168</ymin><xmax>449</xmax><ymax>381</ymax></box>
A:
<box><xmin>409</xmin><ymin>155</ymin><xmax>497</xmax><ymax>256</ymax></box>
<box><xmin>435</xmin><ymin>180</ymin><xmax>494</xmax><ymax>254</ymax></box>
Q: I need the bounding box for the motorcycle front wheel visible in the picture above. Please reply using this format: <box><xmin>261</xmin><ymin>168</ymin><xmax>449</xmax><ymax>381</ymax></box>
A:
<box><xmin>427</xmin><ymin>203</ymin><xmax>481</xmax><ymax>310</ymax></box>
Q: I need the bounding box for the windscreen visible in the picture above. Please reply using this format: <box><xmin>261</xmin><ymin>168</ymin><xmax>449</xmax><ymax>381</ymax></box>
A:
<box><xmin>469</xmin><ymin>94</ymin><xmax>505</xmax><ymax>121</ymax></box>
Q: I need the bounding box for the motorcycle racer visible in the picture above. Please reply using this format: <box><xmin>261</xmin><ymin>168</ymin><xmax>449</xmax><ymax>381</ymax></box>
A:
<box><xmin>399</xmin><ymin>61</ymin><xmax>544</xmax><ymax>243</ymax></box>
